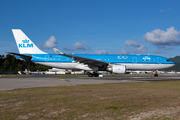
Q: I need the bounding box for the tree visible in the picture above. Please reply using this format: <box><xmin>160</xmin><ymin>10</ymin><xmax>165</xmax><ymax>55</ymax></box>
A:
<box><xmin>0</xmin><ymin>54</ymin><xmax>51</xmax><ymax>72</ymax></box>
<box><xmin>3</xmin><ymin>60</ymin><xmax>10</xmax><ymax>71</ymax></box>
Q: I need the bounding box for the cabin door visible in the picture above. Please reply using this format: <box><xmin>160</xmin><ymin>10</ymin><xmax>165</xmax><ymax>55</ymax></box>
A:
<box><xmin>158</xmin><ymin>57</ymin><xmax>162</xmax><ymax>64</ymax></box>
<box><xmin>133</xmin><ymin>57</ymin><xmax>137</xmax><ymax>63</ymax></box>
<box><xmin>45</xmin><ymin>55</ymin><xmax>49</xmax><ymax>61</ymax></box>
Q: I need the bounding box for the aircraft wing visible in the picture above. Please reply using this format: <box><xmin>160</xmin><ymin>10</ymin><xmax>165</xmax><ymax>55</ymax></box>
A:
<box><xmin>7</xmin><ymin>52</ymin><xmax>32</xmax><ymax>60</ymax></box>
<box><xmin>53</xmin><ymin>48</ymin><xmax>109</xmax><ymax>67</ymax></box>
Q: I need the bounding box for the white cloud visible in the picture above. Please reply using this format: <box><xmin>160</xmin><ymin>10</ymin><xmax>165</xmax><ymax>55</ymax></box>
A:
<box><xmin>131</xmin><ymin>45</ymin><xmax>147</xmax><ymax>53</ymax></box>
<box><xmin>63</xmin><ymin>45</ymin><xmax>74</xmax><ymax>51</ymax></box>
<box><xmin>143</xmin><ymin>26</ymin><xmax>180</xmax><ymax>46</ymax></box>
<box><xmin>94</xmin><ymin>50</ymin><xmax>108</xmax><ymax>54</ymax></box>
<box><xmin>41</xmin><ymin>36</ymin><xmax>58</xmax><ymax>48</ymax></box>
<box><xmin>124</xmin><ymin>40</ymin><xmax>141</xmax><ymax>47</ymax></box>
<box><xmin>151</xmin><ymin>47</ymin><xmax>168</xmax><ymax>53</ymax></box>
<box><xmin>152</xmin><ymin>49</ymin><xmax>164</xmax><ymax>53</ymax></box>
<box><xmin>167</xmin><ymin>8</ymin><xmax>171</xmax><ymax>11</ymax></box>
<box><xmin>160</xmin><ymin>9</ymin><xmax>171</xmax><ymax>12</ymax></box>
<box><xmin>119</xmin><ymin>48</ymin><xmax>129</xmax><ymax>54</ymax></box>
<box><xmin>161</xmin><ymin>46</ymin><xmax>173</xmax><ymax>50</ymax></box>
<box><xmin>124</xmin><ymin>40</ymin><xmax>147</xmax><ymax>53</ymax></box>
<box><xmin>73</xmin><ymin>42</ymin><xmax>86</xmax><ymax>50</ymax></box>
<box><xmin>81</xmin><ymin>41</ymin><xmax>89</xmax><ymax>46</ymax></box>
<box><xmin>63</xmin><ymin>41</ymin><xmax>90</xmax><ymax>51</ymax></box>
<box><xmin>151</xmin><ymin>46</ymin><xmax>172</xmax><ymax>54</ymax></box>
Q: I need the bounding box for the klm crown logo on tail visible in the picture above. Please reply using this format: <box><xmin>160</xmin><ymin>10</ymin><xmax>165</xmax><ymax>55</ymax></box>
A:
<box><xmin>19</xmin><ymin>39</ymin><xmax>33</xmax><ymax>48</ymax></box>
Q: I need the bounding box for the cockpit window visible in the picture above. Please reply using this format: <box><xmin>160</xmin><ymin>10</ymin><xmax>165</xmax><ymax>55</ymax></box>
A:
<box><xmin>166</xmin><ymin>59</ymin><xmax>171</xmax><ymax>61</ymax></box>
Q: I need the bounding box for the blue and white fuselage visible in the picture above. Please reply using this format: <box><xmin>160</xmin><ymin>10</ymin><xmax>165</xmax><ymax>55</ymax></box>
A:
<box><xmin>22</xmin><ymin>54</ymin><xmax>174</xmax><ymax>71</ymax></box>
<box><xmin>9</xmin><ymin>29</ymin><xmax>175</xmax><ymax>77</ymax></box>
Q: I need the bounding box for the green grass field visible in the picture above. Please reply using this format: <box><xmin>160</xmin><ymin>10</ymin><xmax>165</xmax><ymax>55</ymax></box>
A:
<box><xmin>1</xmin><ymin>80</ymin><xmax>180</xmax><ymax>119</ymax></box>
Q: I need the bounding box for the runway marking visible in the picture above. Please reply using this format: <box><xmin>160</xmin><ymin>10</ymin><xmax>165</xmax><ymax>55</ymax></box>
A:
<box><xmin>59</xmin><ymin>78</ymin><xmax>71</xmax><ymax>82</ymax></box>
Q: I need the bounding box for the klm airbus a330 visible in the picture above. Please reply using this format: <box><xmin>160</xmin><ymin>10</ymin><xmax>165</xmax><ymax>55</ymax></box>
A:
<box><xmin>8</xmin><ymin>29</ymin><xmax>175</xmax><ymax>77</ymax></box>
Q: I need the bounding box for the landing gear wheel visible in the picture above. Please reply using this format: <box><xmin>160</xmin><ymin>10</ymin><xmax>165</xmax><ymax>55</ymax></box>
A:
<box><xmin>88</xmin><ymin>73</ymin><xmax>93</xmax><ymax>77</ymax></box>
<box><xmin>94</xmin><ymin>73</ymin><xmax>99</xmax><ymax>77</ymax></box>
<box><xmin>154</xmin><ymin>70</ymin><xmax>158</xmax><ymax>77</ymax></box>
<box><xmin>154</xmin><ymin>74</ymin><xmax>158</xmax><ymax>77</ymax></box>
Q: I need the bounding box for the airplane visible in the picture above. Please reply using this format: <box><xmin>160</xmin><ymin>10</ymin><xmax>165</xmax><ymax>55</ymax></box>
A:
<box><xmin>8</xmin><ymin>29</ymin><xmax>175</xmax><ymax>77</ymax></box>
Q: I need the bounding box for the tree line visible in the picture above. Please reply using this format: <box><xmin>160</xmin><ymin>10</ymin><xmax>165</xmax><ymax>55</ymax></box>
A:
<box><xmin>0</xmin><ymin>54</ymin><xmax>51</xmax><ymax>72</ymax></box>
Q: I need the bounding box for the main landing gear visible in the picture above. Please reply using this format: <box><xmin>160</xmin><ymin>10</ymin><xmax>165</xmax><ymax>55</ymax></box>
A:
<box><xmin>88</xmin><ymin>72</ymin><xmax>99</xmax><ymax>77</ymax></box>
<box><xmin>154</xmin><ymin>70</ymin><xmax>158</xmax><ymax>77</ymax></box>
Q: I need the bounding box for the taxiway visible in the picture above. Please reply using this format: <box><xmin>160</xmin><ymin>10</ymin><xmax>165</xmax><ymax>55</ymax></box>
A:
<box><xmin>1</xmin><ymin>75</ymin><xmax>180</xmax><ymax>91</ymax></box>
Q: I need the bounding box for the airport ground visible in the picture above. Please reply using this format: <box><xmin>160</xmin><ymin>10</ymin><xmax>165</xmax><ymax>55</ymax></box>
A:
<box><xmin>1</xmin><ymin>74</ymin><xmax>180</xmax><ymax>119</ymax></box>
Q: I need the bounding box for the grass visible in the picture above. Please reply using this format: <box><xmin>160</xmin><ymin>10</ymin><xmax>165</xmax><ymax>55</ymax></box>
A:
<box><xmin>1</xmin><ymin>81</ymin><xmax>180</xmax><ymax>119</ymax></box>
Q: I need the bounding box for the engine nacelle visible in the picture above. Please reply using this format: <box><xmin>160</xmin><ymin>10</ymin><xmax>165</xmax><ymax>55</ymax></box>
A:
<box><xmin>107</xmin><ymin>65</ymin><xmax>126</xmax><ymax>74</ymax></box>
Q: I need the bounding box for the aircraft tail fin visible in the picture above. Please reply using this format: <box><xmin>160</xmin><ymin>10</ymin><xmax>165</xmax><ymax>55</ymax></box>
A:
<box><xmin>12</xmin><ymin>29</ymin><xmax>47</xmax><ymax>54</ymax></box>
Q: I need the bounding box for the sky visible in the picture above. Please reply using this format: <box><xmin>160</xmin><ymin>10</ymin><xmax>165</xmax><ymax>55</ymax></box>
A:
<box><xmin>0</xmin><ymin>0</ymin><xmax>180</xmax><ymax>58</ymax></box>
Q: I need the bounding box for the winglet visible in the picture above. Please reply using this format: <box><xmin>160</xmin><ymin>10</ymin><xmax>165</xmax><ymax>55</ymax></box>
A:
<box><xmin>53</xmin><ymin>48</ymin><xmax>63</xmax><ymax>54</ymax></box>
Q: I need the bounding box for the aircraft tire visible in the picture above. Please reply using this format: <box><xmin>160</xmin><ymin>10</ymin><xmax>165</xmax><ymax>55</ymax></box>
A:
<box><xmin>154</xmin><ymin>74</ymin><xmax>158</xmax><ymax>77</ymax></box>
<box><xmin>88</xmin><ymin>73</ymin><xmax>93</xmax><ymax>77</ymax></box>
<box><xmin>94</xmin><ymin>73</ymin><xmax>99</xmax><ymax>77</ymax></box>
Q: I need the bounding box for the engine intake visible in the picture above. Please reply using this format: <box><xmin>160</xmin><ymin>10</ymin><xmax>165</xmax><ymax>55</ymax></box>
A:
<box><xmin>107</xmin><ymin>65</ymin><xmax>126</xmax><ymax>74</ymax></box>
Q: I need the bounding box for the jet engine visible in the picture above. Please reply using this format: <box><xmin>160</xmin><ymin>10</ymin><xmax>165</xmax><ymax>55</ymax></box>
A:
<box><xmin>107</xmin><ymin>65</ymin><xmax>126</xmax><ymax>74</ymax></box>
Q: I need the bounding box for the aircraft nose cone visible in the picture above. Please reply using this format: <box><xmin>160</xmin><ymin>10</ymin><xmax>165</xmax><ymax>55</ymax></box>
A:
<box><xmin>172</xmin><ymin>62</ymin><xmax>175</xmax><ymax>67</ymax></box>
